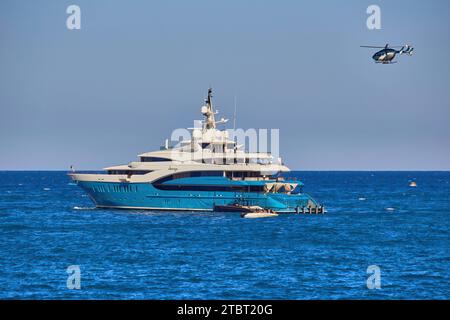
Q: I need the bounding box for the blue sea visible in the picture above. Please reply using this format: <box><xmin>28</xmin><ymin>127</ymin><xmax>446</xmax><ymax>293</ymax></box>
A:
<box><xmin>0</xmin><ymin>171</ymin><xmax>448</xmax><ymax>299</ymax></box>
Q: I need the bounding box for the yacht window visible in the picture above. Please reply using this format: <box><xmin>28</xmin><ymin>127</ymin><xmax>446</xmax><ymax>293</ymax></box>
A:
<box><xmin>140</xmin><ymin>157</ymin><xmax>170</xmax><ymax>162</ymax></box>
<box><xmin>107</xmin><ymin>170</ymin><xmax>152</xmax><ymax>175</ymax></box>
<box><xmin>154</xmin><ymin>171</ymin><xmax>225</xmax><ymax>184</ymax></box>
<box><xmin>225</xmin><ymin>171</ymin><xmax>263</xmax><ymax>179</ymax></box>
<box><xmin>193</xmin><ymin>171</ymin><xmax>224</xmax><ymax>177</ymax></box>
<box><xmin>153</xmin><ymin>184</ymin><xmax>264</xmax><ymax>192</ymax></box>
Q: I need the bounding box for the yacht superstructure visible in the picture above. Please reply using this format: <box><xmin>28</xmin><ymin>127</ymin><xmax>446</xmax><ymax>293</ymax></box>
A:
<box><xmin>70</xmin><ymin>89</ymin><xmax>323</xmax><ymax>213</ymax></box>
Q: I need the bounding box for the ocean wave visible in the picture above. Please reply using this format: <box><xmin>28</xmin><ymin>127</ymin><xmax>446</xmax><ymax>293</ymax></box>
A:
<box><xmin>73</xmin><ymin>206</ymin><xmax>96</xmax><ymax>210</ymax></box>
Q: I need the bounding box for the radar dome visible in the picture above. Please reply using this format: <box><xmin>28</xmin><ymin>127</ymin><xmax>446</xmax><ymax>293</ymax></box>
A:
<box><xmin>192</xmin><ymin>129</ymin><xmax>202</xmax><ymax>139</ymax></box>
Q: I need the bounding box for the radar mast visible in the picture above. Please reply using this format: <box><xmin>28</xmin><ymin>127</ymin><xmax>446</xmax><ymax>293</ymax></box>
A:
<box><xmin>201</xmin><ymin>88</ymin><xmax>216</xmax><ymax>130</ymax></box>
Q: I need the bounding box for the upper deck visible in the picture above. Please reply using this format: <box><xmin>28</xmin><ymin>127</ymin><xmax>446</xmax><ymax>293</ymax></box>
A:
<box><xmin>71</xmin><ymin>88</ymin><xmax>290</xmax><ymax>184</ymax></box>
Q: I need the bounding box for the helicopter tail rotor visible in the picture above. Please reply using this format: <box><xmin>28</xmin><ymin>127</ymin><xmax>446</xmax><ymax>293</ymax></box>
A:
<box><xmin>400</xmin><ymin>44</ymin><xmax>414</xmax><ymax>55</ymax></box>
<box><xmin>407</xmin><ymin>46</ymin><xmax>414</xmax><ymax>55</ymax></box>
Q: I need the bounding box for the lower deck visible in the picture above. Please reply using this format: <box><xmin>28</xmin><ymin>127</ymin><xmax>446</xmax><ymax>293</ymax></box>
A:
<box><xmin>77</xmin><ymin>180</ymin><xmax>320</xmax><ymax>213</ymax></box>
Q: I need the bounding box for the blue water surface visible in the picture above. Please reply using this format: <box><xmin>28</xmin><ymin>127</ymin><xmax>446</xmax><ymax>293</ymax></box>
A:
<box><xmin>0</xmin><ymin>171</ymin><xmax>449</xmax><ymax>299</ymax></box>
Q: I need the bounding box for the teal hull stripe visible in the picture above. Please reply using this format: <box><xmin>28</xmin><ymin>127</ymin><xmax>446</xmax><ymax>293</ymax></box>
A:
<box><xmin>77</xmin><ymin>181</ymin><xmax>317</xmax><ymax>212</ymax></box>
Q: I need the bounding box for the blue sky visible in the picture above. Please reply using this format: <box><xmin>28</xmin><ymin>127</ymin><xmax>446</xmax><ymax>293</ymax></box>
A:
<box><xmin>1</xmin><ymin>0</ymin><xmax>449</xmax><ymax>170</ymax></box>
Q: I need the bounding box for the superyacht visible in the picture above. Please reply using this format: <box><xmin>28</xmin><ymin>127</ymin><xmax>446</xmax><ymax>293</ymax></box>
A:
<box><xmin>70</xmin><ymin>89</ymin><xmax>323</xmax><ymax>213</ymax></box>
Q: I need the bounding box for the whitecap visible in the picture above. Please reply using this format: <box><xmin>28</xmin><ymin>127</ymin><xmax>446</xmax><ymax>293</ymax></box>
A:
<box><xmin>385</xmin><ymin>207</ymin><xmax>395</xmax><ymax>211</ymax></box>
<box><xmin>67</xmin><ymin>183</ymin><xmax>77</xmax><ymax>186</ymax></box>
<box><xmin>43</xmin><ymin>188</ymin><xmax>51</xmax><ymax>191</ymax></box>
<box><xmin>73</xmin><ymin>206</ymin><xmax>96</xmax><ymax>210</ymax></box>
<box><xmin>358</xmin><ymin>197</ymin><xmax>366</xmax><ymax>201</ymax></box>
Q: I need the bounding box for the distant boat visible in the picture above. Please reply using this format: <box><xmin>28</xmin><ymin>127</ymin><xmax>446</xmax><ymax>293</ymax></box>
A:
<box><xmin>409</xmin><ymin>181</ymin><xmax>417</xmax><ymax>187</ymax></box>
<box><xmin>241</xmin><ymin>211</ymin><xmax>279</xmax><ymax>218</ymax></box>
<box><xmin>238</xmin><ymin>206</ymin><xmax>279</xmax><ymax>218</ymax></box>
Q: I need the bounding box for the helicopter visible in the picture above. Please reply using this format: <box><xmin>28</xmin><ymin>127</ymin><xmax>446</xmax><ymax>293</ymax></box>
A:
<box><xmin>360</xmin><ymin>44</ymin><xmax>414</xmax><ymax>64</ymax></box>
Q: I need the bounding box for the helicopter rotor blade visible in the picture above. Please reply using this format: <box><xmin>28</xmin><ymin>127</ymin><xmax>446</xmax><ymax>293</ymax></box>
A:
<box><xmin>360</xmin><ymin>45</ymin><xmax>405</xmax><ymax>48</ymax></box>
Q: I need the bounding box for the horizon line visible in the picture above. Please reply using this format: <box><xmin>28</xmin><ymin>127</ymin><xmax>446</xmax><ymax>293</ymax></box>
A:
<box><xmin>1</xmin><ymin>169</ymin><xmax>449</xmax><ymax>172</ymax></box>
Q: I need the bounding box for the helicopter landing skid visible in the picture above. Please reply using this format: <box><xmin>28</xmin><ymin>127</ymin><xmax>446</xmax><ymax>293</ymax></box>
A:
<box><xmin>376</xmin><ymin>61</ymin><xmax>397</xmax><ymax>64</ymax></box>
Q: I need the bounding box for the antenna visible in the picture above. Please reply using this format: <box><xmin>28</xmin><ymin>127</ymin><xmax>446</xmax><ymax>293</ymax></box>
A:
<box><xmin>233</xmin><ymin>95</ymin><xmax>237</xmax><ymax>131</ymax></box>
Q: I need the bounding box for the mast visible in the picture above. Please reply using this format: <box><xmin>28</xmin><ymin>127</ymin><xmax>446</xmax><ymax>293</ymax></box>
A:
<box><xmin>202</xmin><ymin>87</ymin><xmax>216</xmax><ymax>130</ymax></box>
